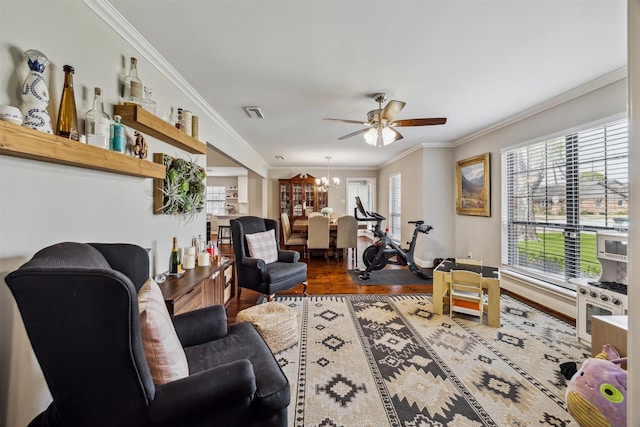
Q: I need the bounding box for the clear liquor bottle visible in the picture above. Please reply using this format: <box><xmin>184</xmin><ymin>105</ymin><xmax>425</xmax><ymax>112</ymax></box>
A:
<box><xmin>123</xmin><ymin>57</ymin><xmax>143</xmax><ymax>104</ymax></box>
<box><xmin>142</xmin><ymin>86</ymin><xmax>156</xmax><ymax>115</ymax></box>
<box><xmin>85</xmin><ymin>87</ymin><xmax>111</xmax><ymax>148</ymax></box>
<box><xmin>56</xmin><ymin>65</ymin><xmax>79</xmax><ymax>140</ymax></box>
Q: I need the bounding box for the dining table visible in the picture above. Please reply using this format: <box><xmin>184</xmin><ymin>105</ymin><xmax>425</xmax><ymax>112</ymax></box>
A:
<box><xmin>433</xmin><ymin>260</ymin><xmax>501</xmax><ymax>327</ymax></box>
<box><xmin>292</xmin><ymin>218</ymin><xmax>367</xmax><ymax>233</ymax></box>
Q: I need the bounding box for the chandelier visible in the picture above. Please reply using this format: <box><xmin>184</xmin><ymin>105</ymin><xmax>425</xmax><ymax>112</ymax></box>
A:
<box><xmin>316</xmin><ymin>156</ymin><xmax>340</xmax><ymax>192</ymax></box>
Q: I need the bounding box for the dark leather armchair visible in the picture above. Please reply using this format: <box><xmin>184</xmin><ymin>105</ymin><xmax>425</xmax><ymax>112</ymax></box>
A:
<box><xmin>231</xmin><ymin>216</ymin><xmax>307</xmax><ymax>299</ymax></box>
<box><xmin>6</xmin><ymin>242</ymin><xmax>290</xmax><ymax>427</ymax></box>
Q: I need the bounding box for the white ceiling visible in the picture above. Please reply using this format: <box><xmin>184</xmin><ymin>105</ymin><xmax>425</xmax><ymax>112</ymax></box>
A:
<box><xmin>108</xmin><ymin>0</ymin><xmax>626</xmax><ymax>169</ymax></box>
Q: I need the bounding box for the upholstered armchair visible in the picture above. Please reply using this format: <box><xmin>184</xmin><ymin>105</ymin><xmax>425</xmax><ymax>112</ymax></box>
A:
<box><xmin>6</xmin><ymin>242</ymin><xmax>290</xmax><ymax>427</ymax></box>
<box><xmin>231</xmin><ymin>216</ymin><xmax>307</xmax><ymax>299</ymax></box>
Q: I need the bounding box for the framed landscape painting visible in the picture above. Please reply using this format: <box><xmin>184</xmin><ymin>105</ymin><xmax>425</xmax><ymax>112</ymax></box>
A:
<box><xmin>456</xmin><ymin>152</ymin><xmax>490</xmax><ymax>217</ymax></box>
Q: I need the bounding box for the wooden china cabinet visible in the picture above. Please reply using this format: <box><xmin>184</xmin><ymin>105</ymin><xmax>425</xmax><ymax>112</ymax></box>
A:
<box><xmin>279</xmin><ymin>173</ymin><xmax>328</xmax><ymax>222</ymax></box>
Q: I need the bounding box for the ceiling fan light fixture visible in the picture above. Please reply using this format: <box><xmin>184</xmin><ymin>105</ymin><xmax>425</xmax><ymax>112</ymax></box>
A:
<box><xmin>364</xmin><ymin>128</ymin><xmax>378</xmax><ymax>146</ymax></box>
<box><xmin>325</xmin><ymin>92</ymin><xmax>446</xmax><ymax>147</ymax></box>
<box><xmin>364</xmin><ymin>127</ymin><xmax>395</xmax><ymax>147</ymax></box>
<box><xmin>382</xmin><ymin>127</ymin><xmax>396</xmax><ymax>145</ymax></box>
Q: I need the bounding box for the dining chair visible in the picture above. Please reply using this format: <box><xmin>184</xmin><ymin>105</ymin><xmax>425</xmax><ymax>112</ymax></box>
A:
<box><xmin>308</xmin><ymin>212</ymin><xmax>322</xmax><ymax>218</ymax></box>
<box><xmin>307</xmin><ymin>214</ymin><xmax>330</xmax><ymax>261</ymax></box>
<box><xmin>449</xmin><ymin>270</ymin><xmax>484</xmax><ymax>323</ymax></box>
<box><xmin>335</xmin><ymin>215</ymin><xmax>358</xmax><ymax>268</ymax></box>
<box><xmin>281</xmin><ymin>212</ymin><xmax>307</xmax><ymax>258</ymax></box>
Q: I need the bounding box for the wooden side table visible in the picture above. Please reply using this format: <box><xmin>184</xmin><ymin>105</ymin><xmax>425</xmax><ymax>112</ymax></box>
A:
<box><xmin>158</xmin><ymin>255</ymin><xmax>236</xmax><ymax>316</ymax></box>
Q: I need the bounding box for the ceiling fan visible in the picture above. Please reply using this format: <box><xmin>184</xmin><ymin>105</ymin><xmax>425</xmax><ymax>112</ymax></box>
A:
<box><xmin>323</xmin><ymin>93</ymin><xmax>447</xmax><ymax>148</ymax></box>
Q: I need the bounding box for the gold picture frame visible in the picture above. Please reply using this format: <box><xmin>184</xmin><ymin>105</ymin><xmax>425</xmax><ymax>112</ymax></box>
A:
<box><xmin>456</xmin><ymin>152</ymin><xmax>490</xmax><ymax>217</ymax></box>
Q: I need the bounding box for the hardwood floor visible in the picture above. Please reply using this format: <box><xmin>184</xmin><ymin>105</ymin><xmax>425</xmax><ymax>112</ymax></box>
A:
<box><xmin>220</xmin><ymin>236</ymin><xmax>575</xmax><ymax>326</ymax></box>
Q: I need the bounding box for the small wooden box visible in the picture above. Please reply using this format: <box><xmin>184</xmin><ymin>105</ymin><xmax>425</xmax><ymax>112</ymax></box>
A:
<box><xmin>591</xmin><ymin>315</ymin><xmax>627</xmax><ymax>358</ymax></box>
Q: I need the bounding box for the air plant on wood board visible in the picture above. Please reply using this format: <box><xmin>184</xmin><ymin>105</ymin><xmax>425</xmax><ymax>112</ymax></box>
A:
<box><xmin>159</xmin><ymin>155</ymin><xmax>206</xmax><ymax>222</ymax></box>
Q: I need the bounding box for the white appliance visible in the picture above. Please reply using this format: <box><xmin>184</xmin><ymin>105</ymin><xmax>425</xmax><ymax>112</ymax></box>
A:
<box><xmin>576</xmin><ymin>282</ymin><xmax>627</xmax><ymax>343</ymax></box>
<box><xmin>575</xmin><ymin>231</ymin><xmax>628</xmax><ymax>343</ymax></box>
<box><xmin>596</xmin><ymin>230</ymin><xmax>628</xmax><ymax>262</ymax></box>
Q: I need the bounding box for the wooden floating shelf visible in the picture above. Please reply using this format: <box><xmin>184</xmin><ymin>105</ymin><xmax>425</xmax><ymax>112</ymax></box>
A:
<box><xmin>114</xmin><ymin>104</ymin><xmax>206</xmax><ymax>155</ymax></box>
<box><xmin>0</xmin><ymin>120</ymin><xmax>166</xmax><ymax>179</ymax></box>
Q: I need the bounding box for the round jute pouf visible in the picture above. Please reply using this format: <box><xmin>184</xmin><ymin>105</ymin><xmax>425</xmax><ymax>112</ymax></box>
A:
<box><xmin>236</xmin><ymin>302</ymin><xmax>299</xmax><ymax>354</ymax></box>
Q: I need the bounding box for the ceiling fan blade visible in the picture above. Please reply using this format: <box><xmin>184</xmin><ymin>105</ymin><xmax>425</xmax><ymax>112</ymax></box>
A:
<box><xmin>390</xmin><ymin>117</ymin><xmax>447</xmax><ymax>127</ymax></box>
<box><xmin>389</xmin><ymin>127</ymin><xmax>403</xmax><ymax>142</ymax></box>
<box><xmin>380</xmin><ymin>100</ymin><xmax>406</xmax><ymax>122</ymax></box>
<box><xmin>338</xmin><ymin>128</ymin><xmax>369</xmax><ymax>140</ymax></box>
<box><xmin>323</xmin><ymin>118</ymin><xmax>369</xmax><ymax>125</ymax></box>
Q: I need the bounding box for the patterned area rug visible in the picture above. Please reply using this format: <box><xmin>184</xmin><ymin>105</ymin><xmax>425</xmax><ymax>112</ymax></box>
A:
<box><xmin>271</xmin><ymin>294</ymin><xmax>590</xmax><ymax>427</ymax></box>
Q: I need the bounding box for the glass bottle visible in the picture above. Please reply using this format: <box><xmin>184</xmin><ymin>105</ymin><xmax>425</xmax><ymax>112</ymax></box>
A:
<box><xmin>85</xmin><ymin>87</ymin><xmax>111</xmax><ymax>149</ymax></box>
<box><xmin>123</xmin><ymin>57</ymin><xmax>143</xmax><ymax>105</ymax></box>
<box><xmin>175</xmin><ymin>108</ymin><xmax>183</xmax><ymax>130</ymax></box>
<box><xmin>169</xmin><ymin>237</ymin><xmax>182</xmax><ymax>275</ymax></box>
<box><xmin>110</xmin><ymin>115</ymin><xmax>126</xmax><ymax>153</ymax></box>
<box><xmin>142</xmin><ymin>86</ymin><xmax>156</xmax><ymax>115</ymax></box>
<box><xmin>56</xmin><ymin>65</ymin><xmax>79</xmax><ymax>141</ymax></box>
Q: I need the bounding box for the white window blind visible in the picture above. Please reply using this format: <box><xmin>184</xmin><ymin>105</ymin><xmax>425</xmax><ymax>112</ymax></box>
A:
<box><xmin>501</xmin><ymin>118</ymin><xmax>628</xmax><ymax>288</ymax></box>
<box><xmin>389</xmin><ymin>173</ymin><xmax>401</xmax><ymax>241</ymax></box>
<box><xmin>206</xmin><ymin>186</ymin><xmax>226</xmax><ymax>216</ymax></box>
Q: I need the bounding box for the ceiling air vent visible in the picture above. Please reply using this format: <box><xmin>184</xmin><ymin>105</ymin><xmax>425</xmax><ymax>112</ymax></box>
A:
<box><xmin>243</xmin><ymin>106</ymin><xmax>264</xmax><ymax>119</ymax></box>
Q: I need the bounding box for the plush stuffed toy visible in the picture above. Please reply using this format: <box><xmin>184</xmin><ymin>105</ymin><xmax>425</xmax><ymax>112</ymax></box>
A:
<box><xmin>560</xmin><ymin>344</ymin><xmax>627</xmax><ymax>427</ymax></box>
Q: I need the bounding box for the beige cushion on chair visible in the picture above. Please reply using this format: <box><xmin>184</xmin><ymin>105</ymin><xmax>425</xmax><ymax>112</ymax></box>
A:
<box><xmin>307</xmin><ymin>215</ymin><xmax>330</xmax><ymax>249</ymax></box>
<box><xmin>138</xmin><ymin>278</ymin><xmax>189</xmax><ymax>385</ymax></box>
<box><xmin>335</xmin><ymin>215</ymin><xmax>358</xmax><ymax>249</ymax></box>
<box><xmin>281</xmin><ymin>213</ymin><xmax>307</xmax><ymax>246</ymax></box>
<box><xmin>245</xmin><ymin>229</ymin><xmax>279</xmax><ymax>263</ymax></box>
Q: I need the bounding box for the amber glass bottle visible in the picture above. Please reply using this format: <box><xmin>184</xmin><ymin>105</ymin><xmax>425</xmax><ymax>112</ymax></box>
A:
<box><xmin>56</xmin><ymin>65</ymin><xmax>79</xmax><ymax>140</ymax></box>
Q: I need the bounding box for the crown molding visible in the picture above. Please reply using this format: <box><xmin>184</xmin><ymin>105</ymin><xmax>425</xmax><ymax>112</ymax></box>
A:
<box><xmin>82</xmin><ymin>0</ymin><xmax>263</xmax><ymax>161</ymax></box>
<box><xmin>453</xmin><ymin>66</ymin><xmax>627</xmax><ymax>147</ymax></box>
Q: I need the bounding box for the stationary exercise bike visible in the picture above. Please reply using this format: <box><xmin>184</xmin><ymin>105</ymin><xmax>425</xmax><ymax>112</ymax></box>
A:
<box><xmin>353</xmin><ymin>196</ymin><xmax>433</xmax><ymax>281</ymax></box>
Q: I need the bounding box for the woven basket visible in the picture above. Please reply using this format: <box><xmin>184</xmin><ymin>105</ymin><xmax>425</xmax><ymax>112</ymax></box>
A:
<box><xmin>237</xmin><ymin>302</ymin><xmax>299</xmax><ymax>353</ymax></box>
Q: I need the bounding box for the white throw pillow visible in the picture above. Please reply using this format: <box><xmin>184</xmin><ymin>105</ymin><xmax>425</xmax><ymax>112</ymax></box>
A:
<box><xmin>245</xmin><ymin>229</ymin><xmax>279</xmax><ymax>264</ymax></box>
<box><xmin>138</xmin><ymin>278</ymin><xmax>189</xmax><ymax>384</ymax></box>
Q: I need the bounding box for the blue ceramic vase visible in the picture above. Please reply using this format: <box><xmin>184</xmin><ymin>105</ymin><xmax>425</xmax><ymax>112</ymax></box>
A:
<box><xmin>21</xmin><ymin>49</ymin><xmax>53</xmax><ymax>134</ymax></box>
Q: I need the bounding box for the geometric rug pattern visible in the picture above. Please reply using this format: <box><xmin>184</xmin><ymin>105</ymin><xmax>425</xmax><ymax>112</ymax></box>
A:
<box><xmin>271</xmin><ymin>294</ymin><xmax>590</xmax><ymax>427</ymax></box>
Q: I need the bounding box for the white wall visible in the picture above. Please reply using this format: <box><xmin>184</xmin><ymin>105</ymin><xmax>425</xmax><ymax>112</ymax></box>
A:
<box><xmin>420</xmin><ymin>146</ymin><xmax>454</xmax><ymax>265</ymax></box>
<box><xmin>452</xmin><ymin>78</ymin><xmax>627</xmax><ymax>269</ymax></box>
<box><xmin>0</xmin><ymin>1</ymin><xmax>251</xmax><ymax>425</ymax></box>
<box><xmin>378</xmin><ymin>148</ymin><xmax>455</xmax><ymax>268</ymax></box>
<box><xmin>447</xmin><ymin>78</ymin><xmax>627</xmax><ymax>317</ymax></box>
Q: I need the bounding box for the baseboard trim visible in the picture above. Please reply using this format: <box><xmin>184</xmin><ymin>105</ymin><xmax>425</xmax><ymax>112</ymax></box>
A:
<box><xmin>500</xmin><ymin>270</ymin><xmax>577</xmax><ymax>319</ymax></box>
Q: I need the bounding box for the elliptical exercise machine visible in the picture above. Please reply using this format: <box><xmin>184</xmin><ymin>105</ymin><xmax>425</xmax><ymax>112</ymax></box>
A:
<box><xmin>354</xmin><ymin>196</ymin><xmax>433</xmax><ymax>281</ymax></box>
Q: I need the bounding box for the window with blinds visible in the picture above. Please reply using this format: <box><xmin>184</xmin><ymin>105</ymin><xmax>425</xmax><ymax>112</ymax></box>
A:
<box><xmin>501</xmin><ymin>118</ymin><xmax>628</xmax><ymax>288</ymax></box>
<box><xmin>206</xmin><ymin>186</ymin><xmax>226</xmax><ymax>216</ymax></box>
<box><xmin>389</xmin><ymin>173</ymin><xmax>401</xmax><ymax>241</ymax></box>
